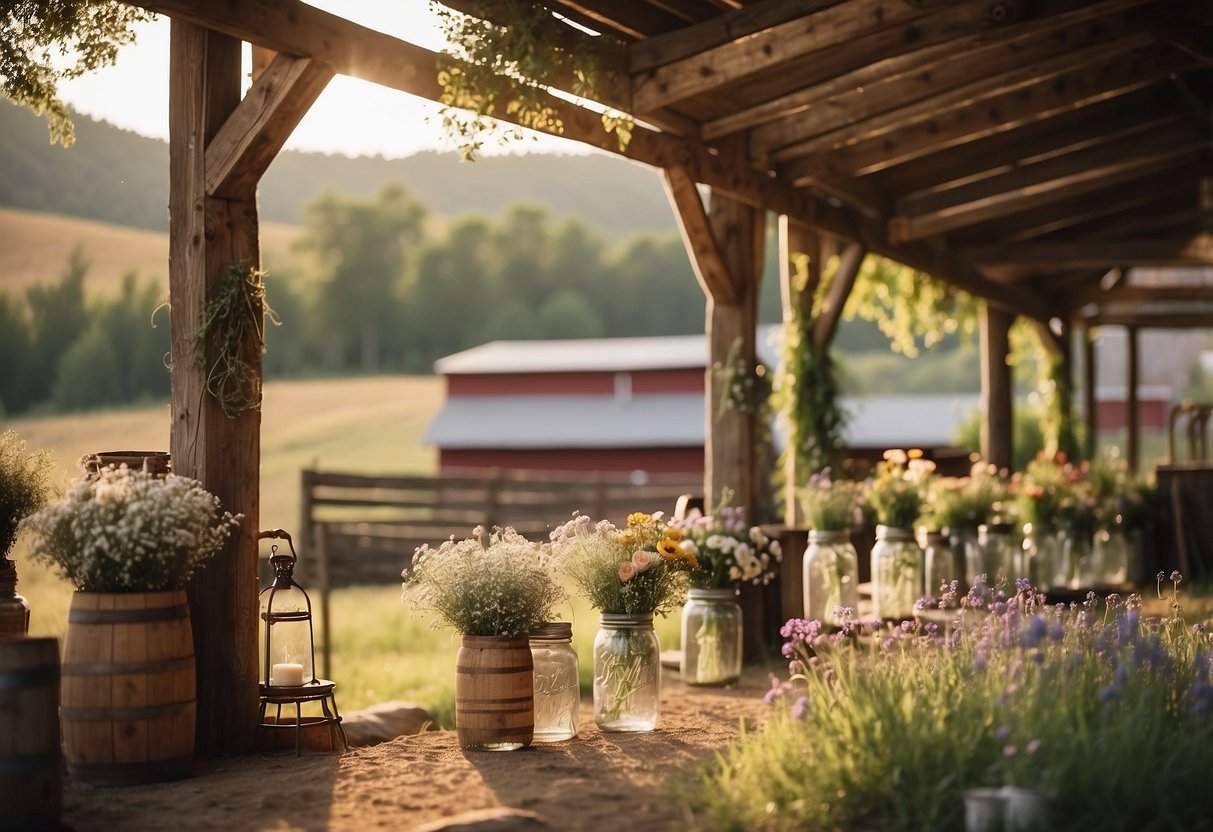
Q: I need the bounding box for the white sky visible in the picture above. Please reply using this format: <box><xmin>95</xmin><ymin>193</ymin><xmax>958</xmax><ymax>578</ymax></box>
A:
<box><xmin>55</xmin><ymin>1</ymin><xmax>586</xmax><ymax>158</ymax></box>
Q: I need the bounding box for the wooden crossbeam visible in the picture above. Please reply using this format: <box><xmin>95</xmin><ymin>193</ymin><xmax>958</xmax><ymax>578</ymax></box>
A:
<box><xmin>662</xmin><ymin>165</ymin><xmax>737</xmax><ymax>304</ymax></box>
<box><xmin>547</xmin><ymin>0</ymin><xmax>687</xmax><ymax>39</ymax></box>
<box><xmin>631</xmin><ymin>0</ymin><xmax>935</xmax><ymax>113</ymax></box>
<box><xmin>889</xmin><ymin>133</ymin><xmax>1209</xmax><ymax>241</ymax></box>
<box><xmin>1069</xmin><ymin>284</ymin><xmax>1213</xmax><ymax>307</ymax></box>
<box><xmin>704</xmin><ymin>0</ymin><xmax>1148</xmax><ymax>142</ymax></box>
<box><xmin>782</xmin><ymin>46</ymin><xmax>1194</xmax><ymax>180</ymax></box>
<box><xmin>767</xmin><ymin>35</ymin><xmax>1150</xmax><ymax>162</ymax></box>
<box><xmin>812</xmin><ymin>242</ymin><xmax>864</xmax><ymax>350</ymax></box>
<box><xmin>205</xmin><ymin>53</ymin><xmax>333</xmax><ymax>199</ymax></box>
<box><xmin>890</xmin><ymin>151</ymin><xmax>1205</xmax><ymax>243</ymax></box>
<box><xmin>962</xmin><ymin>234</ymin><xmax>1213</xmax><ymax>268</ymax></box>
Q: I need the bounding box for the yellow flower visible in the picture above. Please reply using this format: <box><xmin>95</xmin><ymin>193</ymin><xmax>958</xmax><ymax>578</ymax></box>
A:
<box><xmin>663</xmin><ymin>526</ymin><xmax>684</xmax><ymax>542</ymax></box>
<box><xmin>657</xmin><ymin>538</ymin><xmax>682</xmax><ymax>559</ymax></box>
<box><xmin>627</xmin><ymin>512</ymin><xmax>653</xmax><ymax>527</ymax></box>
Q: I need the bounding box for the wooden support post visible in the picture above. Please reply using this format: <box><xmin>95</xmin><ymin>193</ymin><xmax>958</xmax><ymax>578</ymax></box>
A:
<box><xmin>1083</xmin><ymin>324</ymin><xmax>1098</xmax><ymax>461</ymax></box>
<box><xmin>705</xmin><ymin>190</ymin><xmax>764</xmax><ymax>516</ymax></box>
<box><xmin>169</xmin><ymin>20</ymin><xmax>261</xmax><ymax>755</ymax></box>
<box><xmin>980</xmin><ymin>302</ymin><xmax>1014</xmax><ymax>471</ymax></box>
<box><xmin>1126</xmin><ymin>325</ymin><xmax>1140</xmax><ymax>474</ymax></box>
<box><xmin>778</xmin><ymin>215</ymin><xmax>816</xmax><ymax>527</ymax></box>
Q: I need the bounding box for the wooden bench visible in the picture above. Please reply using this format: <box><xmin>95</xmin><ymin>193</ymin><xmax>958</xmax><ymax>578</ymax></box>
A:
<box><xmin>297</xmin><ymin>468</ymin><xmax>701</xmax><ymax>675</ymax></box>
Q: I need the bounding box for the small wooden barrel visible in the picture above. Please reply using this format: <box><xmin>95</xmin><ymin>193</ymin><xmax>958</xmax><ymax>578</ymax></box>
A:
<box><xmin>455</xmin><ymin>636</ymin><xmax>534</xmax><ymax>751</ymax></box>
<box><xmin>62</xmin><ymin>591</ymin><xmax>196</xmax><ymax>785</ymax></box>
<box><xmin>82</xmin><ymin>451</ymin><xmax>171</xmax><ymax>477</ymax></box>
<box><xmin>0</xmin><ymin>635</ymin><xmax>62</xmax><ymax>830</ymax></box>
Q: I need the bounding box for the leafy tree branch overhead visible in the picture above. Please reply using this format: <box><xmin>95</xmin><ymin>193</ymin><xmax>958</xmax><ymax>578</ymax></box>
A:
<box><xmin>1</xmin><ymin>1</ymin><xmax>151</xmax><ymax>146</ymax></box>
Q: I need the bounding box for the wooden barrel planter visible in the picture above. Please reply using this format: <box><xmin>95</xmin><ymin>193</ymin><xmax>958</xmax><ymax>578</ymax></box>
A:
<box><xmin>82</xmin><ymin>451</ymin><xmax>171</xmax><ymax>477</ymax></box>
<box><xmin>0</xmin><ymin>635</ymin><xmax>62</xmax><ymax>831</ymax></box>
<box><xmin>455</xmin><ymin>636</ymin><xmax>534</xmax><ymax>751</ymax></box>
<box><xmin>62</xmin><ymin>591</ymin><xmax>196</xmax><ymax>786</ymax></box>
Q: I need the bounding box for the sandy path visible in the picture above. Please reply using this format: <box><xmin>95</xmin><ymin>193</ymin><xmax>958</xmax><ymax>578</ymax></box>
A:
<box><xmin>61</xmin><ymin>665</ymin><xmax>776</xmax><ymax>832</ymax></box>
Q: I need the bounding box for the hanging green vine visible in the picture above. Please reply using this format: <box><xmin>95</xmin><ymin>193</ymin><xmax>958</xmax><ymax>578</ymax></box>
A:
<box><xmin>773</xmin><ymin>253</ymin><xmax>849</xmax><ymax>486</ymax></box>
<box><xmin>846</xmin><ymin>257</ymin><xmax>978</xmax><ymax>358</ymax></box>
<box><xmin>433</xmin><ymin>0</ymin><xmax>632</xmax><ymax>160</ymax></box>
<box><xmin>712</xmin><ymin>336</ymin><xmax>772</xmax><ymax>443</ymax></box>
<box><xmin>189</xmin><ymin>262</ymin><xmax>278</xmax><ymax>419</ymax></box>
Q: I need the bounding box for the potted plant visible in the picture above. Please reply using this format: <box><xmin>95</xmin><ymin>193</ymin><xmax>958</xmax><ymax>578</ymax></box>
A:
<box><xmin>403</xmin><ymin>525</ymin><xmax>564</xmax><ymax>750</ymax></box>
<box><xmin>0</xmin><ymin>431</ymin><xmax>54</xmax><ymax>635</ymax></box>
<box><xmin>19</xmin><ymin>464</ymin><xmax>240</xmax><ymax>784</ymax></box>
<box><xmin>550</xmin><ymin>511</ymin><xmax>696</xmax><ymax>731</ymax></box>
<box><xmin>672</xmin><ymin>496</ymin><xmax>782</xmax><ymax>686</ymax></box>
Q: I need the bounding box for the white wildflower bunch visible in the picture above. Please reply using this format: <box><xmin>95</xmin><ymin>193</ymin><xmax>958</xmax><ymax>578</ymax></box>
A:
<box><xmin>672</xmin><ymin>503</ymin><xmax>782</xmax><ymax>589</ymax></box>
<box><xmin>403</xmin><ymin>525</ymin><xmax>565</xmax><ymax>637</ymax></box>
<box><xmin>19</xmin><ymin>466</ymin><xmax>242</xmax><ymax>592</ymax></box>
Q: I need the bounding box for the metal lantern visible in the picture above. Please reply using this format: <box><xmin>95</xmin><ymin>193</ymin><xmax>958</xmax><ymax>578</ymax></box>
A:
<box><xmin>259</xmin><ymin>529</ymin><xmax>317</xmax><ymax>689</ymax></box>
<box><xmin>256</xmin><ymin>529</ymin><xmax>346</xmax><ymax>755</ymax></box>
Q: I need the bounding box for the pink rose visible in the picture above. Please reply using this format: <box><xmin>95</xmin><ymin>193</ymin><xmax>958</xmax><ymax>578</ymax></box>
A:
<box><xmin>618</xmin><ymin>562</ymin><xmax>637</xmax><ymax>582</ymax></box>
<box><xmin>631</xmin><ymin>550</ymin><xmax>656</xmax><ymax>573</ymax></box>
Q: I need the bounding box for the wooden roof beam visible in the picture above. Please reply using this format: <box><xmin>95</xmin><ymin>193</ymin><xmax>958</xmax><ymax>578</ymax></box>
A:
<box><xmin>765</xmin><ymin>35</ymin><xmax>1150</xmax><ymax>162</ymax></box>
<box><xmin>892</xmin><ymin>127</ymin><xmax>1209</xmax><ymax>228</ymax></box>
<box><xmin>874</xmin><ymin>89</ymin><xmax>1178</xmax><ymax>197</ymax></box>
<box><xmin>890</xmin><ymin>145</ymin><xmax>1205</xmax><ymax>242</ymax></box>
<box><xmin>1083</xmin><ymin>311</ymin><xmax>1213</xmax><ymax>328</ymax></box>
<box><xmin>1070</xmin><ymin>284</ymin><xmax>1213</xmax><ymax>307</ymax></box>
<box><xmin>631</xmin><ymin>0</ymin><xmax>939</xmax><ymax>113</ymax></box>
<box><xmin>544</xmin><ymin>0</ymin><xmax>686</xmax><ymax>39</ymax></box>
<box><xmin>962</xmin><ymin>234</ymin><xmax>1213</xmax><ymax>269</ymax></box>
<box><xmin>783</xmin><ymin>46</ymin><xmax>1195</xmax><ymax>180</ymax></box>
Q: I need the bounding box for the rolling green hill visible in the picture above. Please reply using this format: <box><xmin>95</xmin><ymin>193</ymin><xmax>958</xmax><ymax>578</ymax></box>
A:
<box><xmin>0</xmin><ymin>101</ymin><xmax>676</xmax><ymax>236</ymax></box>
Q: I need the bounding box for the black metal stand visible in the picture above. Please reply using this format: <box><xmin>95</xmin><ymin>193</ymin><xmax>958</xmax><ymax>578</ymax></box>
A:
<box><xmin>257</xmin><ymin>679</ymin><xmax>347</xmax><ymax>756</ymax></box>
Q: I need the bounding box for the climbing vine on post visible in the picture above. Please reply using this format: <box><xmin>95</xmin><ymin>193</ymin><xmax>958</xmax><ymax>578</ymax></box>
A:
<box><xmin>188</xmin><ymin>263</ymin><xmax>279</xmax><ymax>419</ymax></box>
<box><xmin>773</xmin><ymin>253</ymin><xmax>849</xmax><ymax>487</ymax></box>
<box><xmin>432</xmin><ymin>0</ymin><xmax>632</xmax><ymax>160</ymax></box>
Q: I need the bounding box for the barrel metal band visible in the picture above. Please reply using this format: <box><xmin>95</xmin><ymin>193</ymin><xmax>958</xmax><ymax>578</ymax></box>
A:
<box><xmin>69</xmin><ymin>604</ymin><xmax>189</xmax><ymax>624</ymax></box>
<box><xmin>61</xmin><ymin>700</ymin><xmax>195</xmax><ymax>721</ymax></box>
<box><xmin>0</xmin><ymin>752</ymin><xmax>61</xmax><ymax>774</ymax></box>
<box><xmin>0</xmin><ymin>667</ymin><xmax>59</xmax><ymax>690</ymax></box>
<box><xmin>62</xmin><ymin>656</ymin><xmax>194</xmax><ymax>676</ymax></box>
<box><xmin>455</xmin><ymin>695</ymin><xmax>534</xmax><ymax>707</ymax></box>
<box><xmin>455</xmin><ymin>665</ymin><xmax>532</xmax><ymax>675</ymax></box>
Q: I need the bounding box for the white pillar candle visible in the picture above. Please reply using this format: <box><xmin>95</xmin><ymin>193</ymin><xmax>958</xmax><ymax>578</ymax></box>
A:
<box><xmin>271</xmin><ymin>662</ymin><xmax>305</xmax><ymax>687</ymax></box>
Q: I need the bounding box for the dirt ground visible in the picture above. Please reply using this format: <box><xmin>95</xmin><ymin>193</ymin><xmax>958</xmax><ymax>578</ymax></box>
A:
<box><xmin>60</xmin><ymin>665</ymin><xmax>776</xmax><ymax>832</ymax></box>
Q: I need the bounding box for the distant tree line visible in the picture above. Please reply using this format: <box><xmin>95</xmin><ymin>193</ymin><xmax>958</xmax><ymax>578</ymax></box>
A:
<box><xmin>0</xmin><ymin>183</ymin><xmax>981</xmax><ymax>417</ymax></box>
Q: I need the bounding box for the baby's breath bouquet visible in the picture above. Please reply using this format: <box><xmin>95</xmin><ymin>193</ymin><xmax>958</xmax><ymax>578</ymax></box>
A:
<box><xmin>0</xmin><ymin>431</ymin><xmax>54</xmax><ymax>559</ymax></box>
<box><xmin>550</xmin><ymin>511</ymin><xmax>696</xmax><ymax>616</ymax></box>
<box><xmin>19</xmin><ymin>466</ymin><xmax>241</xmax><ymax>592</ymax></box>
<box><xmin>403</xmin><ymin>526</ymin><xmax>564</xmax><ymax>637</ymax></box>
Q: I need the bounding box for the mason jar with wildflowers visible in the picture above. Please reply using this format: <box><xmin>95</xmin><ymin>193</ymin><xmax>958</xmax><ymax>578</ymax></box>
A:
<box><xmin>865</xmin><ymin>448</ymin><xmax>935</xmax><ymax>529</ymax></box>
<box><xmin>799</xmin><ymin>469</ymin><xmax>859</xmax><ymax>532</ymax></box>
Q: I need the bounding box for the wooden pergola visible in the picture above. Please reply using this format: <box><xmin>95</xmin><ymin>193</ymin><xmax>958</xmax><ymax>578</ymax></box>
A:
<box><xmin>125</xmin><ymin>0</ymin><xmax>1212</xmax><ymax>754</ymax></box>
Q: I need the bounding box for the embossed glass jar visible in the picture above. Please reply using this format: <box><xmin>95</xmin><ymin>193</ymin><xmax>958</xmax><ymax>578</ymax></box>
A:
<box><xmin>802</xmin><ymin>530</ymin><xmax>859</xmax><ymax>627</ymax></box>
<box><xmin>528</xmin><ymin>622</ymin><xmax>580</xmax><ymax>742</ymax></box>
<box><xmin>593</xmin><ymin>613</ymin><xmax>660</xmax><ymax>732</ymax></box>
<box><xmin>680</xmin><ymin>588</ymin><xmax>742</xmax><ymax>687</ymax></box>
<box><xmin>870</xmin><ymin>525</ymin><xmax>923</xmax><ymax>621</ymax></box>
<box><xmin>977</xmin><ymin>522</ymin><xmax>1018</xmax><ymax>584</ymax></box>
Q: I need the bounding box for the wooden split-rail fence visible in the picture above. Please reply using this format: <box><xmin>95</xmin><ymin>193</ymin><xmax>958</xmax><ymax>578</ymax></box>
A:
<box><xmin>296</xmin><ymin>468</ymin><xmax>701</xmax><ymax>675</ymax></box>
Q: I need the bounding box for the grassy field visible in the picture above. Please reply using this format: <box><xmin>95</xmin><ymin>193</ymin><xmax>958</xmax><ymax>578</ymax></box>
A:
<box><xmin>0</xmin><ymin>206</ymin><xmax>304</xmax><ymax>298</ymax></box>
<box><xmin>5</xmin><ymin>374</ymin><xmax>683</xmax><ymax>721</ymax></box>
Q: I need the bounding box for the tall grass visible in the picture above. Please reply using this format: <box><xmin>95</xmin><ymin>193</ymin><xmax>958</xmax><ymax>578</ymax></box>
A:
<box><xmin>691</xmin><ymin>581</ymin><xmax>1213</xmax><ymax>832</ymax></box>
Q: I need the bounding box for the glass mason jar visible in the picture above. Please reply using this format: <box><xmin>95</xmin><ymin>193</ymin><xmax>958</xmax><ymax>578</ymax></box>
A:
<box><xmin>593</xmin><ymin>613</ymin><xmax>660</xmax><ymax>732</ymax></box>
<box><xmin>1060</xmin><ymin>524</ymin><xmax>1092</xmax><ymax>589</ymax></box>
<box><xmin>680</xmin><ymin>588</ymin><xmax>742</xmax><ymax>686</ymax></box>
<box><xmin>870</xmin><ymin>525</ymin><xmax>923</xmax><ymax>621</ymax></box>
<box><xmin>949</xmin><ymin>525</ymin><xmax>981</xmax><ymax>590</ymax></box>
<box><xmin>921</xmin><ymin>530</ymin><xmax>959</xmax><ymax>599</ymax></box>
<box><xmin>977</xmin><ymin>522</ymin><xmax>1017</xmax><ymax>584</ymax></box>
<box><xmin>802</xmin><ymin>530</ymin><xmax>859</xmax><ymax>627</ymax></box>
<box><xmin>529</xmin><ymin>622</ymin><xmax>580</xmax><ymax>742</ymax></box>
<box><xmin>1022</xmin><ymin>522</ymin><xmax>1060</xmax><ymax>592</ymax></box>
<box><xmin>1092</xmin><ymin>522</ymin><xmax>1134</xmax><ymax>587</ymax></box>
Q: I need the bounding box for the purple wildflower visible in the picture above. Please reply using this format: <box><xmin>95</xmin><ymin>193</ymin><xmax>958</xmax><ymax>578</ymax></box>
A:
<box><xmin>1100</xmin><ymin>684</ymin><xmax>1119</xmax><ymax>703</ymax></box>
<box><xmin>1021</xmin><ymin>616</ymin><xmax>1047</xmax><ymax>648</ymax></box>
<box><xmin>791</xmin><ymin>695</ymin><xmax>810</xmax><ymax>720</ymax></box>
